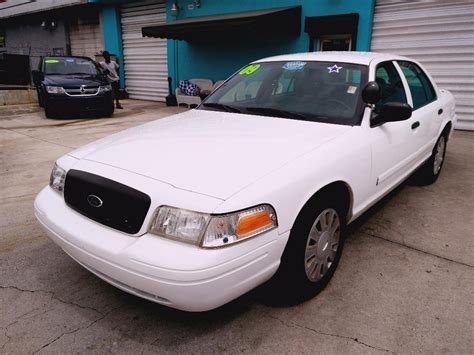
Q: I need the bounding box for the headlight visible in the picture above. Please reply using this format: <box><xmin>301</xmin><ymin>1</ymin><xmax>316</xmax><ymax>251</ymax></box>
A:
<box><xmin>46</xmin><ymin>86</ymin><xmax>65</xmax><ymax>94</ymax></box>
<box><xmin>99</xmin><ymin>84</ymin><xmax>112</xmax><ymax>92</ymax></box>
<box><xmin>150</xmin><ymin>207</ymin><xmax>210</xmax><ymax>244</ymax></box>
<box><xmin>49</xmin><ymin>163</ymin><xmax>66</xmax><ymax>194</ymax></box>
<box><xmin>149</xmin><ymin>204</ymin><xmax>277</xmax><ymax>248</ymax></box>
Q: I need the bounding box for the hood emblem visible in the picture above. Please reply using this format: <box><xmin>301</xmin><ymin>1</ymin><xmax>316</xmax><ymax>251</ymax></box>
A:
<box><xmin>80</xmin><ymin>85</ymin><xmax>86</xmax><ymax>95</ymax></box>
<box><xmin>87</xmin><ymin>194</ymin><xmax>103</xmax><ymax>208</ymax></box>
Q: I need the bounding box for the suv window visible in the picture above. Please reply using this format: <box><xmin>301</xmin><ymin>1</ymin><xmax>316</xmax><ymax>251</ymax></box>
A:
<box><xmin>398</xmin><ymin>61</ymin><xmax>436</xmax><ymax>110</ymax></box>
<box><xmin>375</xmin><ymin>61</ymin><xmax>407</xmax><ymax>113</ymax></box>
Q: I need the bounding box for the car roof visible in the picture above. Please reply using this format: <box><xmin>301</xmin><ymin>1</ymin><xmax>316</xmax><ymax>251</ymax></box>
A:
<box><xmin>44</xmin><ymin>56</ymin><xmax>94</xmax><ymax>61</ymax></box>
<box><xmin>255</xmin><ymin>51</ymin><xmax>411</xmax><ymax>65</ymax></box>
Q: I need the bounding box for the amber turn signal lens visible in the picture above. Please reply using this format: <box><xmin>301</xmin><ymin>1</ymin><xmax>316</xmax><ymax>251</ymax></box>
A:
<box><xmin>236</xmin><ymin>211</ymin><xmax>273</xmax><ymax>237</ymax></box>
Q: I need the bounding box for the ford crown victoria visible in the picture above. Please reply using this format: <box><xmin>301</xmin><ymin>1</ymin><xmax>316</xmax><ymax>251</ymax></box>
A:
<box><xmin>35</xmin><ymin>52</ymin><xmax>456</xmax><ymax>311</ymax></box>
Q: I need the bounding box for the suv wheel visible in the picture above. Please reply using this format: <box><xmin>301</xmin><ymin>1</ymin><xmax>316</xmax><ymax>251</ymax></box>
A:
<box><xmin>44</xmin><ymin>103</ymin><xmax>58</xmax><ymax>119</ymax></box>
<box><xmin>102</xmin><ymin>104</ymin><xmax>114</xmax><ymax>118</ymax></box>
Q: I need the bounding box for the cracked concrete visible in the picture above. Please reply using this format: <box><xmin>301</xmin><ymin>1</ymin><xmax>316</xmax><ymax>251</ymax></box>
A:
<box><xmin>1</xmin><ymin>101</ymin><xmax>473</xmax><ymax>354</ymax></box>
<box><xmin>262</xmin><ymin>312</ymin><xmax>394</xmax><ymax>353</ymax></box>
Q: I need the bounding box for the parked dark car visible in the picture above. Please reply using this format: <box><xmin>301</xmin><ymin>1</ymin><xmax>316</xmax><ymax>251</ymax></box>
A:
<box><xmin>32</xmin><ymin>56</ymin><xmax>114</xmax><ymax>118</ymax></box>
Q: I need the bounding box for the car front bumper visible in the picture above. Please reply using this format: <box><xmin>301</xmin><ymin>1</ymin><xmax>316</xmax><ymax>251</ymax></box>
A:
<box><xmin>34</xmin><ymin>186</ymin><xmax>288</xmax><ymax>312</ymax></box>
<box><xmin>44</xmin><ymin>93</ymin><xmax>113</xmax><ymax>112</ymax></box>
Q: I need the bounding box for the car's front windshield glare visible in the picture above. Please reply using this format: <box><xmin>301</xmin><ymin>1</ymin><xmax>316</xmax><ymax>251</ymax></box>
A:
<box><xmin>43</xmin><ymin>58</ymin><xmax>100</xmax><ymax>76</ymax></box>
<box><xmin>200</xmin><ymin>61</ymin><xmax>368</xmax><ymax>125</ymax></box>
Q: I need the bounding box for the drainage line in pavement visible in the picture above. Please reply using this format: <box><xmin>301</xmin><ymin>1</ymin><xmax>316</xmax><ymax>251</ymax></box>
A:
<box><xmin>362</xmin><ymin>231</ymin><xmax>473</xmax><ymax>268</ymax></box>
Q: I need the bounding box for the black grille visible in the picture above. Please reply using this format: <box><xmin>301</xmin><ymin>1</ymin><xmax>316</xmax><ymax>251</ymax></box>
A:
<box><xmin>64</xmin><ymin>86</ymin><xmax>99</xmax><ymax>96</ymax></box>
<box><xmin>64</xmin><ymin>170</ymin><xmax>151</xmax><ymax>234</ymax></box>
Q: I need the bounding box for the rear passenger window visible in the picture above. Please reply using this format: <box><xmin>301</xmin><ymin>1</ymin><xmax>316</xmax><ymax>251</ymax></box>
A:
<box><xmin>374</xmin><ymin>61</ymin><xmax>407</xmax><ymax>113</ymax></box>
<box><xmin>398</xmin><ymin>61</ymin><xmax>436</xmax><ymax>110</ymax></box>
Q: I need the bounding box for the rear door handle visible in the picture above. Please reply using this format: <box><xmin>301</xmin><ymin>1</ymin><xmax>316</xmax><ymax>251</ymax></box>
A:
<box><xmin>438</xmin><ymin>108</ymin><xmax>443</xmax><ymax>115</ymax></box>
<box><xmin>411</xmin><ymin>121</ymin><xmax>420</xmax><ymax>130</ymax></box>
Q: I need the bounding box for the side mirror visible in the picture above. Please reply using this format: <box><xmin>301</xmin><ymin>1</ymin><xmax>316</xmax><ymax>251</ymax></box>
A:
<box><xmin>362</xmin><ymin>81</ymin><xmax>381</xmax><ymax>104</ymax></box>
<box><xmin>372</xmin><ymin>102</ymin><xmax>412</xmax><ymax>126</ymax></box>
<box><xmin>31</xmin><ymin>70</ymin><xmax>43</xmax><ymax>84</ymax></box>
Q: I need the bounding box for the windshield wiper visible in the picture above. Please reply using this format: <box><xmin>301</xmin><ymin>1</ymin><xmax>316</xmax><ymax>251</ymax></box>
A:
<box><xmin>245</xmin><ymin>107</ymin><xmax>308</xmax><ymax>121</ymax></box>
<box><xmin>201</xmin><ymin>102</ymin><xmax>242</xmax><ymax>113</ymax></box>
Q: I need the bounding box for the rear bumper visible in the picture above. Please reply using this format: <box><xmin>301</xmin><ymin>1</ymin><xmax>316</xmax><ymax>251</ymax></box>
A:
<box><xmin>44</xmin><ymin>93</ymin><xmax>113</xmax><ymax>112</ymax></box>
<box><xmin>34</xmin><ymin>187</ymin><xmax>288</xmax><ymax>311</ymax></box>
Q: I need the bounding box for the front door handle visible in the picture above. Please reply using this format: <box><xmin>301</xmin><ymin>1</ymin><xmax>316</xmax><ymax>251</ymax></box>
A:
<box><xmin>411</xmin><ymin>121</ymin><xmax>420</xmax><ymax>130</ymax></box>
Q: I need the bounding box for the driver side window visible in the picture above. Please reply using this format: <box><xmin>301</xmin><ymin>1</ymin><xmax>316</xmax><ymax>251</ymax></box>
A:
<box><xmin>375</xmin><ymin>61</ymin><xmax>407</xmax><ymax>113</ymax></box>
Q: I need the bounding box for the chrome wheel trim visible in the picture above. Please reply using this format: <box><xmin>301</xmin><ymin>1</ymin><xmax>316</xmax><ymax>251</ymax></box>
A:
<box><xmin>433</xmin><ymin>136</ymin><xmax>446</xmax><ymax>175</ymax></box>
<box><xmin>304</xmin><ymin>208</ymin><xmax>341</xmax><ymax>282</ymax></box>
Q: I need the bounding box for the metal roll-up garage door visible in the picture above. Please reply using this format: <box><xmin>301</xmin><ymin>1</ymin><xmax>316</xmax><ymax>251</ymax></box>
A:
<box><xmin>121</xmin><ymin>0</ymin><xmax>168</xmax><ymax>101</ymax></box>
<box><xmin>69</xmin><ymin>15</ymin><xmax>104</xmax><ymax>60</ymax></box>
<box><xmin>371</xmin><ymin>0</ymin><xmax>474</xmax><ymax>130</ymax></box>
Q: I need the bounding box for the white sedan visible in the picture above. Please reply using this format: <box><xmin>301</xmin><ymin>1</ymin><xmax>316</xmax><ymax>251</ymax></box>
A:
<box><xmin>35</xmin><ymin>52</ymin><xmax>456</xmax><ymax>311</ymax></box>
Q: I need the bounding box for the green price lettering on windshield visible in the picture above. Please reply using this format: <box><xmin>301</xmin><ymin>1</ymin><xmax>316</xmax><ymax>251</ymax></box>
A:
<box><xmin>239</xmin><ymin>64</ymin><xmax>260</xmax><ymax>75</ymax></box>
<box><xmin>45</xmin><ymin>59</ymin><xmax>59</xmax><ymax>64</ymax></box>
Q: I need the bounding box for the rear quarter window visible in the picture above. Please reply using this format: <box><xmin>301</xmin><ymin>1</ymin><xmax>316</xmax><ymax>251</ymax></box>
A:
<box><xmin>398</xmin><ymin>61</ymin><xmax>437</xmax><ymax>110</ymax></box>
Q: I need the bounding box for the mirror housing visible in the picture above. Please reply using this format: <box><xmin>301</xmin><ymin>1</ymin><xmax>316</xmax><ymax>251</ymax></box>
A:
<box><xmin>362</xmin><ymin>81</ymin><xmax>381</xmax><ymax>104</ymax></box>
<box><xmin>372</xmin><ymin>102</ymin><xmax>412</xmax><ymax>127</ymax></box>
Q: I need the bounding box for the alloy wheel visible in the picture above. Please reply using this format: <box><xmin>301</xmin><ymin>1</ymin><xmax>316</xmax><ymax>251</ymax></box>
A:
<box><xmin>304</xmin><ymin>208</ymin><xmax>341</xmax><ymax>282</ymax></box>
<box><xmin>433</xmin><ymin>136</ymin><xmax>446</xmax><ymax>175</ymax></box>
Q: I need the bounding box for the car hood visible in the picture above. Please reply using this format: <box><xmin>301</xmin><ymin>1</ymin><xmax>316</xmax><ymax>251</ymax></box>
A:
<box><xmin>44</xmin><ymin>74</ymin><xmax>106</xmax><ymax>87</ymax></box>
<box><xmin>69</xmin><ymin>110</ymin><xmax>352</xmax><ymax>200</ymax></box>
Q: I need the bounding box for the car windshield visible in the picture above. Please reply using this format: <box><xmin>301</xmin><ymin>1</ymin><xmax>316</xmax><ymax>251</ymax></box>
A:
<box><xmin>43</xmin><ymin>57</ymin><xmax>100</xmax><ymax>76</ymax></box>
<box><xmin>200</xmin><ymin>61</ymin><xmax>368</xmax><ymax>125</ymax></box>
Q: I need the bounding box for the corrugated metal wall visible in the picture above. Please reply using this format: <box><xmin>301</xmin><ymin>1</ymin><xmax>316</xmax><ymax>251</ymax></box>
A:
<box><xmin>120</xmin><ymin>0</ymin><xmax>168</xmax><ymax>101</ymax></box>
<box><xmin>69</xmin><ymin>19</ymin><xmax>103</xmax><ymax>60</ymax></box>
<box><xmin>371</xmin><ymin>0</ymin><xmax>474</xmax><ymax>130</ymax></box>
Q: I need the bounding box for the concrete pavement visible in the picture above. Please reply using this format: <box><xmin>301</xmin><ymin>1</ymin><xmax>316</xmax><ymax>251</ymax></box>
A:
<box><xmin>0</xmin><ymin>101</ymin><xmax>473</xmax><ymax>354</ymax></box>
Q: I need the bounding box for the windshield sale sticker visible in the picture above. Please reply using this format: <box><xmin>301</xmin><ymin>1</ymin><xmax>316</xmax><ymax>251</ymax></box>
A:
<box><xmin>239</xmin><ymin>64</ymin><xmax>261</xmax><ymax>75</ymax></box>
<box><xmin>45</xmin><ymin>59</ymin><xmax>59</xmax><ymax>64</ymax></box>
<box><xmin>282</xmin><ymin>61</ymin><xmax>306</xmax><ymax>71</ymax></box>
<box><xmin>347</xmin><ymin>86</ymin><xmax>357</xmax><ymax>94</ymax></box>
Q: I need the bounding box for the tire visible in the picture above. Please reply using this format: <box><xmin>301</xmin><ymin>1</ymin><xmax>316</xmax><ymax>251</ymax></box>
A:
<box><xmin>262</xmin><ymin>191</ymin><xmax>346</xmax><ymax>306</ymax></box>
<box><xmin>44</xmin><ymin>104</ymin><xmax>58</xmax><ymax>119</ymax></box>
<box><xmin>102</xmin><ymin>105</ymin><xmax>114</xmax><ymax>118</ymax></box>
<box><xmin>37</xmin><ymin>90</ymin><xmax>44</xmax><ymax>108</ymax></box>
<box><xmin>412</xmin><ymin>133</ymin><xmax>447</xmax><ymax>186</ymax></box>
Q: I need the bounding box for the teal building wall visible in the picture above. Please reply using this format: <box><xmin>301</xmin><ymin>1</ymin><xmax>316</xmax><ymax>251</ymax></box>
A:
<box><xmin>100</xmin><ymin>5</ymin><xmax>125</xmax><ymax>88</ymax></box>
<box><xmin>93</xmin><ymin>0</ymin><xmax>375</xmax><ymax>95</ymax></box>
<box><xmin>167</xmin><ymin>0</ymin><xmax>376</xmax><ymax>90</ymax></box>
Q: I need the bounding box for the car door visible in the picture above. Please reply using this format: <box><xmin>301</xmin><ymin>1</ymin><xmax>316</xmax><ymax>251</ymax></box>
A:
<box><xmin>369</xmin><ymin>60</ymin><xmax>419</xmax><ymax>194</ymax></box>
<box><xmin>397</xmin><ymin>60</ymin><xmax>441</xmax><ymax>161</ymax></box>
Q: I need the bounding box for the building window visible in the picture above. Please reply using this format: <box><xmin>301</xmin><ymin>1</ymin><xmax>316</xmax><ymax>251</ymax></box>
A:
<box><xmin>317</xmin><ymin>34</ymin><xmax>352</xmax><ymax>51</ymax></box>
<box><xmin>305</xmin><ymin>14</ymin><xmax>359</xmax><ymax>52</ymax></box>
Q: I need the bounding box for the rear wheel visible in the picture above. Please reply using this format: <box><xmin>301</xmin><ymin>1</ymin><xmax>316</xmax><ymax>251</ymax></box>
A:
<box><xmin>262</xmin><ymin>193</ymin><xmax>346</xmax><ymax>305</ymax></box>
<box><xmin>412</xmin><ymin>133</ymin><xmax>447</xmax><ymax>185</ymax></box>
<box><xmin>37</xmin><ymin>90</ymin><xmax>44</xmax><ymax>107</ymax></box>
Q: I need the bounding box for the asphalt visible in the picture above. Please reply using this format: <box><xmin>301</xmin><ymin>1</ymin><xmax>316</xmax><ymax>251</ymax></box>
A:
<box><xmin>0</xmin><ymin>101</ymin><xmax>473</xmax><ymax>354</ymax></box>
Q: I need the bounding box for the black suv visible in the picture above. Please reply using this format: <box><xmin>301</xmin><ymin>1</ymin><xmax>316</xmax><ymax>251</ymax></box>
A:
<box><xmin>32</xmin><ymin>56</ymin><xmax>114</xmax><ymax>118</ymax></box>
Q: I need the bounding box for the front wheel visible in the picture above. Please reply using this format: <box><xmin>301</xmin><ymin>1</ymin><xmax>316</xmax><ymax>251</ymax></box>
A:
<box><xmin>412</xmin><ymin>133</ymin><xmax>447</xmax><ymax>185</ymax></box>
<box><xmin>102</xmin><ymin>105</ymin><xmax>114</xmax><ymax>118</ymax></box>
<box><xmin>262</xmin><ymin>195</ymin><xmax>346</xmax><ymax>306</ymax></box>
<box><xmin>44</xmin><ymin>103</ymin><xmax>58</xmax><ymax>119</ymax></box>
